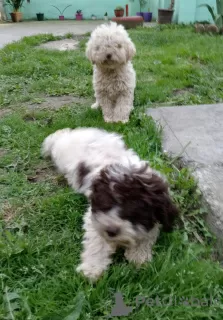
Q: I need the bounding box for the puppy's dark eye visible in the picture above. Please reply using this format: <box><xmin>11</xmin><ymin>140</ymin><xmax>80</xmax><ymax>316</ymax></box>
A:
<box><xmin>96</xmin><ymin>46</ymin><xmax>100</xmax><ymax>51</ymax></box>
<box><xmin>117</xmin><ymin>44</ymin><xmax>122</xmax><ymax>49</ymax></box>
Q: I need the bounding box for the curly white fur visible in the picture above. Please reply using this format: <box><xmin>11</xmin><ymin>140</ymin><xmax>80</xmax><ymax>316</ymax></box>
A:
<box><xmin>86</xmin><ymin>22</ymin><xmax>136</xmax><ymax>123</ymax></box>
<box><xmin>42</xmin><ymin>128</ymin><xmax>177</xmax><ymax>281</ymax></box>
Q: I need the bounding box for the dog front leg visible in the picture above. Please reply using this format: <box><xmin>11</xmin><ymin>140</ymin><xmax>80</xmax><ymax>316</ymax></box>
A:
<box><xmin>76</xmin><ymin>217</ymin><xmax>116</xmax><ymax>281</ymax></box>
<box><xmin>113</xmin><ymin>94</ymin><xmax>134</xmax><ymax>123</ymax></box>
<box><xmin>91</xmin><ymin>100</ymin><xmax>100</xmax><ymax>109</ymax></box>
<box><xmin>124</xmin><ymin>225</ymin><xmax>160</xmax><ymax>266</ymax></box>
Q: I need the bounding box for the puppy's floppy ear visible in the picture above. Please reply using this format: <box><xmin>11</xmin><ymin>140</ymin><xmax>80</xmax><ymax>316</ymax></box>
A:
<box><xmin>126</xmin><ymin>40</ymin><xmax>136</xmax><ymax>61</ymax></box>
<box><xmin>85</xmin><ymin>40</ymin><xmax>93</xmax><ymax>62</ymax></box>
<box><xmin>144</xmin><ymin>173</ymin><xmax>179</xmax><ymax>232</ymax></box>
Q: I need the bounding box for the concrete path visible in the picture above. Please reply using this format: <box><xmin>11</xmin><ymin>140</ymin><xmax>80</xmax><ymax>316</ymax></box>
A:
<box><xmin>147</xmin><ymin>104</ymin><xmax>223</xmax><ymax>240</ymax></box>
<box><xmin>0</xmin><ymin>20</ymin><xmax>102</xmax><ymax>48</ymax></box>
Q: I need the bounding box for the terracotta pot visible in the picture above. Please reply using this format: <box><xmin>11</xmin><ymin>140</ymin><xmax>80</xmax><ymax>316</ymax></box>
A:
<box><xmin>158</xmin><ymin>9</ymin><xmax>174</xmax><ymax>24</ymax></box>
<box><xmin>114</xmin><ymin>9</ymin><xmax>124</xmax><ymax>18</ymax></box>
<box><xmin>10</xmin><ymin>11</ymin><xmax>22</xmax><ymax>22</ymax></box>
<box><xmin>59</xmin><ymin>15</ymin><xmax>64</xmax><ymax>20</ymax></box>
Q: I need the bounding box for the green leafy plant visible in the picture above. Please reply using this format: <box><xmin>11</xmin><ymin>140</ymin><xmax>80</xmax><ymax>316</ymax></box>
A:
<box><xmin>4</xmin><ymin>0</ymin><xmax>25</xmax><ymax>12</ymax></box>
<box><xmin>76</xmin><ymin>9</ymin><xmax>82</xmax><ymax>15</ymax></box>
<box><xmin>104</xmin><ymin>12</ymin><xmax>108</xmax><ymax>16</ymax></box>
<box><xmin>198</xmin><ymin>0</ymin><xmax>223</xmax><ymax>29</ymax></box>
<box><xmin>51</xmin><ymin>5</ymin><xmax>72</xmax><ymax>16</ymax></box>
<box><xmin>169</xmin><ymin>0</ymin><xmax>175</xmax><ymax>10</ymax></box>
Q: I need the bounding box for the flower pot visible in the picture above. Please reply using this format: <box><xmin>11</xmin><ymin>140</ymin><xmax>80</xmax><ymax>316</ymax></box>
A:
<box><xmin>76</xmin><ymin>14</ymin><xmax>83</xmax><ymax>20</ymax></box>
<box><xmin>143</xmin><ymin>12</ymin><xmax>152</xmax><ymax>22</ymax></box>
<box><xmin>114</xmin><ymin>9</ymin><xmax>124</xmax><ymax>18</ymax></box>
<box><xmin>59</xmin><ymin>15</ymin><xmax>64</xmax><ymax>20</ymax></box>
<box><xmin>10</xmin><ymin>12</ymin><xmax>22</xmax><ymax>22</ymax></box>
<box><xmin>136</xmin><ymin>12</ymin><xmax>143</xmax><ymax>17</ymax></box>
<box><xmin>36</xmin><ymin>13</ymin><xmax>44</xmax><ymax>21</ymax></box>
<box><xmin>158</xmin><ymin>9</ymin><xmax>174</xmax><ymax>24</ymax></box>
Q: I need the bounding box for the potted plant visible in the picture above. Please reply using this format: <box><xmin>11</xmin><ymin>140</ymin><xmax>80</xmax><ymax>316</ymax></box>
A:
<box><xmin>76</xmin><ymin>9</ymin><xmax>83</xmax><ymax>20</ymax></box>
<box><xmin>4</xmin><ymin>0</ymin><xmax>25</xmax><ymax>22</ymax></box>
<box><xmin>114</xmin><ymin>6</ymin><xmax>124</xmax><ymax>17</ymax></box>
<box><xmin>158</xmin><ymin>0</ymin><xmax>175</xmax><ymax>24</ymax></box>
<box><xmin>145</xmin><ymin>8</ymin><xmax>153</xmax><ymax>22</ymax></box>
<box><xmin>104</xmin><ymin>12</ymin><xmax>108</xmax><ymax>20</ymax></box>
<box><xmin>51</xmin><ymin>5</ymin><xmax>72</xmax><ymax>20</ymax></box>
<box><xmin>135</xmin><ymin>0</ymin><xmax>147</xmax><ymax>18</ymax></box>
<box><xmin>36</xmin><ymin>12</ymin><xmax>44</xmax><ymax>21</ymax></box>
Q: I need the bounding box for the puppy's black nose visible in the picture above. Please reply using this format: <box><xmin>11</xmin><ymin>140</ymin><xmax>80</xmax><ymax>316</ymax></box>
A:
<box><xmin>106</xmin><ymin>54</ymin><xmax>112</xmax><ymax>60</ymax></box>
<box><xmin>106</xmin><ymin>226</ymin><xmax>120</xmax><ymax>237</ymax></box>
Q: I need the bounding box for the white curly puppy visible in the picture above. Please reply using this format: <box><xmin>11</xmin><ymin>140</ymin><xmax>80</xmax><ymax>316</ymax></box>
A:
<box><xmin>42</xmin><ymin>128</ymin><xmax>178</xmax><ymax>281</ymax></box>
<box><xmin>86</xmin><ymin>22</ymin><xmax>136</xmax><ymax>123</ymax></box>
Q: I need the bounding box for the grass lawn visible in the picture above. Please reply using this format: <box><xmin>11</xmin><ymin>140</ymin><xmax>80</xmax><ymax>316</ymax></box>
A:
<box><xmin>0</xmin><ymin>25</ymin><xmax>223</xmax><ymax>320</ymax></box>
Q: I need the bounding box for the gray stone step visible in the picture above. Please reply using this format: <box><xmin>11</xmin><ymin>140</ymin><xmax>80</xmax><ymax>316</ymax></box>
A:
<box><xmin>147</xmin><ymin>104</ymin><xmax>223</xmax><ymax>241</ymax></box>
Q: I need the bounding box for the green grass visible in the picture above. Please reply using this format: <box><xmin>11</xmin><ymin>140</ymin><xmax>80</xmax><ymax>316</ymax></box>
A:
<box><xmin>0</xmin><ymin>26</ymin><xmax>223</xmax><ymax>320</ymax></box>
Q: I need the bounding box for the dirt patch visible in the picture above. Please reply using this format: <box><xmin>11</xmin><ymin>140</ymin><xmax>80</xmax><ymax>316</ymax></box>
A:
<box><xmin>0</xmin><ymin>148</ymin><xmax>7</xmax><ymax>157</ymax></box>
<box><xmin>27</xmin><ymin>95</ymin><xmax>91</xmax><ymax>111</ymax></box>
<box><xmin>0</xmin><ymin>109</ymin><xmax>11</xmax><ymax>119</ymax></box>
<box><xmin>38</xmin><ymin>39</ymin><xmax>79</xmax><ymax>51</ymax></box>
<box><xmin>23</xmin><ymin>114</ymin><xmax>36</xmax><ymax>122</ymax></box>
<box><xmin>26</xmin><ymin>165</ymin><xmax>68</xmax><ymax>186</ymax></box>
<box><xmin>1</xmin><ymin>203</ymin><xmax>20</xmax><ymax>223</ymax></box>
<box><xmin>27</xmin><ymin>166</ymin><xmax>55</xmax><ymax>183</ymax></box>
<box><xmin>173</xmin><ymin>88</ymin><xmax>194</xmax><ymax>96</ymax></box>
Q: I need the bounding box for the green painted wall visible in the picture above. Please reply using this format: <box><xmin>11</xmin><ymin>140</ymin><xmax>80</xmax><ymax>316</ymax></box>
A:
<box><xmin>4</xmin><ymin>0</ymin><xmax>128</xmax><ymax>20</ymax></box>
<box><xmin>177</xmin><ymin>0</ymin><xmax>216</xmax><ymax>23</ymax></box>
<box><xmin>195</xmin><ymin>0</ymin><xmax>216</xmax><ymax>22</ymax></box>
<box><xmin>3</xmin><ymin>0</ymin><xmax>218</xmax><ymax>23</ymax></box>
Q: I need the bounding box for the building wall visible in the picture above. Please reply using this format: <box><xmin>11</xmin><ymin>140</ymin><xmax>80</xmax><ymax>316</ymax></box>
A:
<box><xmin>195</xmin><ymin>0</ymin><xmax>216</xmax><ymax>22</ymax></box>
<box><xmin>4</xmin><ymin>0</ymin><xmax>128</xmax><ymax>20</ymax></box>
<box><xmin>3</xmin><ymin>0</ymin><xmax>218</xmax><ymax>23</ymax></box>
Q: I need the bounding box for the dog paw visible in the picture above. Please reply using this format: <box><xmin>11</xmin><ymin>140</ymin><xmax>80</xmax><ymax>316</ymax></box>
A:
<box><xmin>112</xmin><ymin>118</ymin><xmax>129</xmax><ymax>124</ymax></box>
<box><xmin>104</xmin><ymin>118</ymin><xmax>113</xmax><ymax>123</ymax></box>
<box><xmin>124</xmin><ymin>248</ymin><xmax>152</xmax><ymax>266</ymax></box>
<box><xmin>76</xmin><ymin>263</ymin><xmax>103</xmax><ymax>281</ymax></box>
<box><xmin>91</xmin><ymin>102</ymin><xmax>100</xmax><ymax>109</ymax></box>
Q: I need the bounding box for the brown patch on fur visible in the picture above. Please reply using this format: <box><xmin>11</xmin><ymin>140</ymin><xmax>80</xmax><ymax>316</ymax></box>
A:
<box><xmin>77</xmin><ymin>162</ymin><xmax>90</xmax><ymax>188</ymax></box>
<box><xmin>205</xmin><ymin>24</ymin><xmax>219</xmax><ymax>34</ymax></box>
<box><xmin>91</xmin><ymin>164</ymin><xmax>179</xmax><ymax>232</ymax></box>
<box><xmin>195</xmin><ymin>24</ymin><xmax>205</xmax><ymax>33</ymax></box>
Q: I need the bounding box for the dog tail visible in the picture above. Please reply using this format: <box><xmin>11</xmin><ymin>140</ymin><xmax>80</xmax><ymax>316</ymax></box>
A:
<box><xmin>41</xmin><ymin>128</ymin><xmax>72</xmax><ymax>158</ymax></box>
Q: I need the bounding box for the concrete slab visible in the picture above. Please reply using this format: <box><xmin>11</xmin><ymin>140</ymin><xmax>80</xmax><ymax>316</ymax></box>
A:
<box><xmin>147</xmin><ymin>104</ymin><xmax>223</xmax><ymax>240</ymax></box>
<box><xmin>0</xmin><ymin>20</ymin><xmax>102</xmax><ymax>48</ymax></box>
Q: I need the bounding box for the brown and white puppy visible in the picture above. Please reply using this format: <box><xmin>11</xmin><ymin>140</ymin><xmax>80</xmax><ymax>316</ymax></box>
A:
<box><xmin>42</xmin><ymin>127</ymin><xmax>178</xmax><ymax>281</ymax></box>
